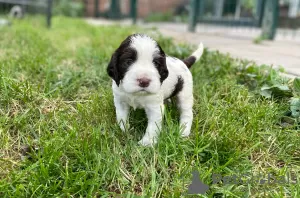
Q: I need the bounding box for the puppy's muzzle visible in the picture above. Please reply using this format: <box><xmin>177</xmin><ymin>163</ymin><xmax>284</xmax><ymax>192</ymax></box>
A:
<box><xmin>137</xmin><ymin>77</ymin><xmax>151</xmax><ymax>88</ymax></box>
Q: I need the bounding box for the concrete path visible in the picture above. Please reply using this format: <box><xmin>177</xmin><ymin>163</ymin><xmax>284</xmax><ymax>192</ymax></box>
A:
<box><xmin>153</xmin><ymin>24</ymin><xmax>300</xmax><ymax>77</ymax></box>
<box><xmin>86</xmin><ymin>19</ymin><xmax>300</xmax><ymax>77</ymax></box>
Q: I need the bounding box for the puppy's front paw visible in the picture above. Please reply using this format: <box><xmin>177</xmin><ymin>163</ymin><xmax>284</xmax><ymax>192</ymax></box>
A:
<box><xmin>119</xmin><ymin>122</ymin><xmax>130</xmax><ymax>132</ymax></box>
<box><xmin>138</xmin><ymin>136</ymin><xmax>157</xmax><ymax>146</ymax></box>
<box><xmin>180</xmin><ymin>126</ymin><xmax>191</xmax><ymax>137</ymax></box>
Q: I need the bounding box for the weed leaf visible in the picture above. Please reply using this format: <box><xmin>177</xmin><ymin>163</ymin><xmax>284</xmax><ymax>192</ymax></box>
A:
<box><xmin>293</xmin><ymin>78</ymin><xmax>300</xmax><ymax>94</ymax></box>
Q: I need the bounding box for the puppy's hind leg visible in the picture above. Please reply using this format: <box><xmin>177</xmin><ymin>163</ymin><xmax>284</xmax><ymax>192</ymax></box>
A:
<box><xmin>177</xmin><ymin>89</ymin><xmax>193</xmax><ymax>137</ymax></box>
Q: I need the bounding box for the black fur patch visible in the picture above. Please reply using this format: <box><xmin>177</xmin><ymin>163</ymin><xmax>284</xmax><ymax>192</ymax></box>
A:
<box><xmin>182</xmin><ymin>56</ymin><xmax>196</xmax><ymax>68</ymax></box>
<box><xmin>168</xmin><ymin>76</ymin><xmax>184</xmax><ymax>99</ymax></box>
<box><xmin>153</xmin><ymin>43</ymin><xmax>169</xmax><ymax>83</ymax></box>
<box><xmin>107</xmin><ymin>35</ymin><xmax>137</xmax><ymax>86</ymax></box>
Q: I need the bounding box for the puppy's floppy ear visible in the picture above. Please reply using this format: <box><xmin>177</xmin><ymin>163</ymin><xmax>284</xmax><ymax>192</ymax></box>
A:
<box><xmin>107</xmin><ymin>35</ymin><xmax>133</xmax><ymax>86</ymax></box>
<box><xmin>154</xmin><ymin>44</ymin><xmax>169</xmax><ymax>83</ymax></box>
<box><xmin>107</xmin><ymin>52</ymin><xmax>121</xmax><ymax>86</ymax></box>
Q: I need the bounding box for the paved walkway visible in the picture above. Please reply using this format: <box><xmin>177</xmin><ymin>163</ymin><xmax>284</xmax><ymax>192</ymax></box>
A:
<box><xmin>86</xmin><ymin>19</ymin><xmax>300</xmax><ymax>77</ymax></box>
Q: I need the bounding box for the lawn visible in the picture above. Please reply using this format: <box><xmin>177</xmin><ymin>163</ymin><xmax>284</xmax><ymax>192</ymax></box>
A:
<box><xmin>0</xmin><ymin>17</ymin><xmax>299</xmax><ymax>197</ymax></box>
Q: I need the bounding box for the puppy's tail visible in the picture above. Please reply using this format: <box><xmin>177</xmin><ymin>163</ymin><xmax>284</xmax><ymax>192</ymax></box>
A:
<box><xmin>182</xmin><ymin>43</ymin><xmax>204</xmax><ymax>69</ymax></box>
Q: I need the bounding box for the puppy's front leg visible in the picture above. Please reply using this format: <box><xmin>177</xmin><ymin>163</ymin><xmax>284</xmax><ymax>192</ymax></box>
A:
<box><xmin>114</xmin><ymin>96</ymin><xmax>130</xmax><ymax>132</ymax></box>
<box><xmin>139</xmin><ymin>104</ymin><xmax>164</xmax><ymax>146</ymax></box>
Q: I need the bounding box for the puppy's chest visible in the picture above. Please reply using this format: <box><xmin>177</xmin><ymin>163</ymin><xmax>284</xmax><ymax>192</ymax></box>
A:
<box><xmin>121</xmin><ymin>94</ymin><xmax>162</xmax><ymax>110</ymax></box>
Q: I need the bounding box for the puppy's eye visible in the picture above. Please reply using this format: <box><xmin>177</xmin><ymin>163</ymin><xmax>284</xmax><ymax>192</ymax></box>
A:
<box><xmin>125</xmin><ymin>59</ymin><xmax>133</xmax><ymax>65</ymax></box>
<box><xmin>153</xmin><ymin>57</ymin><xmax>164</xmax><ymax>66</ymax></box>
<box><xmin>154</xmin><ymin>59</ymin><xmax>161</xmax><ymax>66</ymax></box>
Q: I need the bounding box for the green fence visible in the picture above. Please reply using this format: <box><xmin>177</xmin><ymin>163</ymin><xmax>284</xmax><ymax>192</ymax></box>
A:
<box><xmin>88</xmin><ymin>0</ymin><xmax>280</xmax><ymax>40</ymax></box>
<box><xmin>188</xmin><ymin>0</ymin><xmax>279</xmax><ymax>40</ymax></box>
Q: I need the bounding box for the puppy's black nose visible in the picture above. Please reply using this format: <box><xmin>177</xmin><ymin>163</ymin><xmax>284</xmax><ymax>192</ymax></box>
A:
<box><xmin>137</xmin><ymin>78</ymin><xmax>151</xmax><ymax>88</ymax></box>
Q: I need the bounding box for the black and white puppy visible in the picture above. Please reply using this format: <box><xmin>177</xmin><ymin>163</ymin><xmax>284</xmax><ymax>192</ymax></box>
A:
<box><xmin>107</xmin><ymin>34</ymin><xmax>203</xmax><ymax>146</ymax></box>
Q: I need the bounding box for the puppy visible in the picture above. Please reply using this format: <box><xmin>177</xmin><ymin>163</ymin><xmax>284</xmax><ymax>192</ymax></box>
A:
<box><xmin>107</xmin><ymin>34</ymin><xmax>203</xmax><ymax>146</ymax></box>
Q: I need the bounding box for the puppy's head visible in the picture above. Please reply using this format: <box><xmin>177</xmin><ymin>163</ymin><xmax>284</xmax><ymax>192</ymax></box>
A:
<box><xmin>107</xmin><ymin>34</ymin><xmax>168</xmax><ymax>94</ymax></box>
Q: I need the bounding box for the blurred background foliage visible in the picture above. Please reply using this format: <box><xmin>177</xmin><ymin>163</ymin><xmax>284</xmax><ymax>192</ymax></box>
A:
<box><xmin>53</xmin><ymin>0</ymin><xmax>84</xmax><ymax>17</ymax></box>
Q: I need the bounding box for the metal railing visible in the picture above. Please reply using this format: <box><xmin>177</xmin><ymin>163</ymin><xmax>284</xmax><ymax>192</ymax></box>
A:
<box><xmin>188</xmin><ymin>0</ymin><xmax>279</xmax><ymax>40</ymax></box>
<box><xmin>0</xmin><ymin>0</ymin><xmax>53</xmax><ymax>27</ymax></box>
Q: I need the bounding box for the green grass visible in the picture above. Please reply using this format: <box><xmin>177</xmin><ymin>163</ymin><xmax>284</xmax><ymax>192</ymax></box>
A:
<box><xmin>0</xmin><ymin>16</ymin><xmax>299</xmax><ymax>197</ymax></box>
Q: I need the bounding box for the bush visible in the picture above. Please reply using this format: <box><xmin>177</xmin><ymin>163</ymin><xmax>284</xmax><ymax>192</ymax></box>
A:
<box><xmin>53</xmin><ymin>0</ymin><xmax>84</xmax><ymax>17</ymax></box>
<box><xmin>144</xmin><ymin>12</ymin><xmax>173</xmax><ymax>23</ymax></box>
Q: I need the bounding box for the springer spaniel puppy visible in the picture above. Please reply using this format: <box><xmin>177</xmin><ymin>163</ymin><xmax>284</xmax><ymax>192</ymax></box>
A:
<box><xmin>107</xmin><ymin>34</ymin><xmax>203</xmax><ymax>146</ymax></box>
